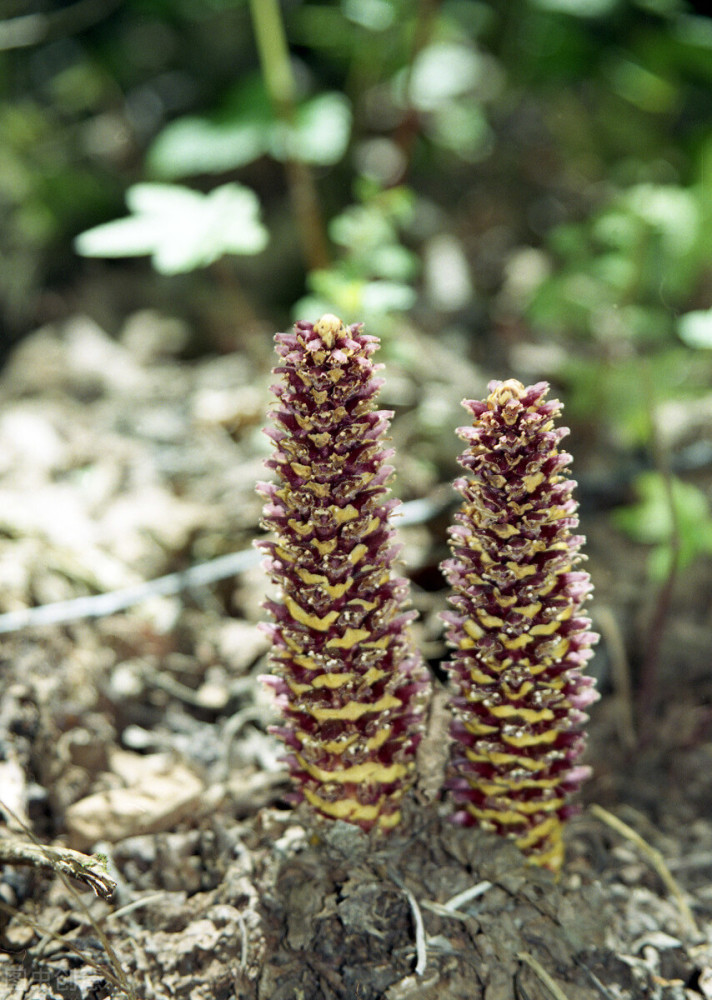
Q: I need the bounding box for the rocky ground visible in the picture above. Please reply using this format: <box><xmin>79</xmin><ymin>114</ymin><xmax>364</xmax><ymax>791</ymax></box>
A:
<box><xmin>1</xmin><ymin>314</ymin><xmax>711</xmax><ymax>999</ymax></box>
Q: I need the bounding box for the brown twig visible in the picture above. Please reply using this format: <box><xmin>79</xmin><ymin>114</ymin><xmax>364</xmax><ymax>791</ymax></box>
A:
<box><xmin>0</xmin><ymin>837</ymin><xmax>115</xmax><ymax>900</ymax></box>
<box><xmin>0</xmin><ymin>803</ymin><xmax>134</xmax><ymax>997</ymax></box>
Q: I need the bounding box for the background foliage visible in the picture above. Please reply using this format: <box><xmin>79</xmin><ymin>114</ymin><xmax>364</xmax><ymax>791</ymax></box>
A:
<box><xmin>1</xmin><ymin>0</ymin><xmax>712</xmax><ymax>581</ymax></box>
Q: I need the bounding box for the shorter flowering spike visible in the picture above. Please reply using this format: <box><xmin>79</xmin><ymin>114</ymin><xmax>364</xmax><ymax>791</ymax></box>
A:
<box><xmin>441</xmin><ymin>379</ymin><xmax>599</xmax><ymax>871</ymax></box>
<box><xmin>257</xmin><ymin>315</ymin><xmax>431</xmax><ymax>832</ymax></box>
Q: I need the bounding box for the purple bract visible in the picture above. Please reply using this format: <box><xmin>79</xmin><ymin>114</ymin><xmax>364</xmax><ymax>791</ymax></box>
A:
<box><xmin>257</xmin><ymin>315</ymin><xmax>430</xmax><ymax>832</ymax></box>
<box><xmin>440</xmin><ymin>379</ymin><xmax>599</xmax><ymax>870</ymax></box>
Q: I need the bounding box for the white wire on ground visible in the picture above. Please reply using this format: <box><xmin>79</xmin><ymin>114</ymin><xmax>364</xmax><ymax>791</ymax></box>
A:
<box><xmin>0</xmin><ymin>495</ymin><xmax>450</xmax><ymax>634</ymax></box>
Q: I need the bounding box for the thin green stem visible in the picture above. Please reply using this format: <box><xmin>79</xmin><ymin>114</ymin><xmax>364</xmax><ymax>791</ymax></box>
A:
<box><xmin>248</xmin><ymin>0</ymin><xmax>330</xmax><ymax>271</ymax></box>
<box><xmin>248</xmin><ymin>0</ymin><xmax>295</xmax><ymax>109</ymax></box>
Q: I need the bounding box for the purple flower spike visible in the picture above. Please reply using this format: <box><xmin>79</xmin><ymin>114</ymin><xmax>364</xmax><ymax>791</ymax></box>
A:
<box><xmin>441</xmin><ymin>379</ymin><xmax>599</xmax><ymax>871</ymax></box>
<box><xmin>258</xmin><ymin>315</ymin><xmax>431</xmax><ymax>832</ymax></box>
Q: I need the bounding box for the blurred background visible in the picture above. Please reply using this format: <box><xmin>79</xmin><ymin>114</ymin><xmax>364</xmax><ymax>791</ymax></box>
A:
<box><xmin>1</xmin><ymin>0</ymin><xmax>712</xmax><ymax>746</ymax></box>
<box><xmin>2</xmin><ymin>7</ymin><xmax>712</xmax><ymax>989</ymax></box>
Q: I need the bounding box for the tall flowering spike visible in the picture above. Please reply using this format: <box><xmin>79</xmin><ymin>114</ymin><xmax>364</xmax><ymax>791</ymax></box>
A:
<box><xmin>441</xmin><ymin>379</ymin><xmax>599</xmax><ymax>872</ymax></box>
<box><xmin>257</xmin><ymin>315</ymin><xmax>431</xmax><ymax>832</ymax></box>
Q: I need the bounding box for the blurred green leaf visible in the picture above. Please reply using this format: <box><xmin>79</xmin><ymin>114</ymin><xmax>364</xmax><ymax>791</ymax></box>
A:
<box><xmin>613</xmin><ymin>472</ymin><xmax>712</xmax><ymax>579</ymax></box>
<box><xmin>295</xmin><ymin>177</ymin><xmax>418</xmax><ymax>325</ymax></box>
<box><xmin>527</xmin><ymin>0</ymin><xmax>619</xmax><ymax>15</ymax></box>
<box><xmin>148</xmin><ymin>117</ymin><xmax>269</xmax><ymax>177</ymax></box>
<box><xmin>149</xmin><ymin>90</ymin><xmax>351</xmax><ymax>177</ymax></box>
<box><xmin>342</xmin><ymin>0</ymin><xmax>396</xmax><ymax>31</ymax></box>
<box><xmin>426</xmin><ymin>101</ymin><xmax>492</xmax><ymax>161</ymax></box>
<box><xmin>408</xmin><ymin>42</ymin><xmax>483</xmax><ymax>112</ymax></box>
<box><xmin>606</xmin><ymin>56</ymin><xmax>677</xmax><ymax>113</ymax></box>
<box><xmin>529</xmin><ymin>178</ymin><xmax>708</xmax><ymax>346</ymax></box>
<box><xmin>625</xmin><ymin>184</ymin><xmax>699</xmax><ymax>257</ymax></box>
<box><xmin>560</xmin><ymin>349</ymin><xmax>702</xmax><ymax>446</ymax></box>
<box><xmin>330</xmin><ymin>204</ymin><xmax>395</xmax><ymax>249</ymax></box>
<box><xmin>361</xmin><ymin>279</ymin><xmax>416</xmax><ymax>313</ymax></box>
<box><xmin>274</xmin><ymin>92</ymin><xmax>352</xmax><ymax>166</ymax></box>
<box><xmin>369</xmin><ymin>244</ymin><xmax>419</xmax><ymax>281</ymax></box>
<box><xmin>677</xmin><ymin>309</ymin><xmax>712</xmax><ymax>349</ymax></box>
<box><xmin>295</xmin><ymin>267</ymin><xmax>415</xmax><ymax>326</ymax></box>
<box><xmin>305</xmin><ymin>270</ymin><xmax>415</xmax><ymax>319</ymax></box>
<box><xmin>589</xmin><ymin>253</ymin><xmax>636</xmax><ymax>292</ymax></box>
<box><xmin>74</xmin><ymin>182</ymin><xmax>268</xmax><ymax>273</ymax></box>
<box><xmin>592</xmin><ymin>211</ymin><xmax>641</xmax><ymax>251</ymax></box>
<box><xmin>147</xmin><ymin>75</ymin><xmax>273</xmax><ymax>178</ymax></box>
